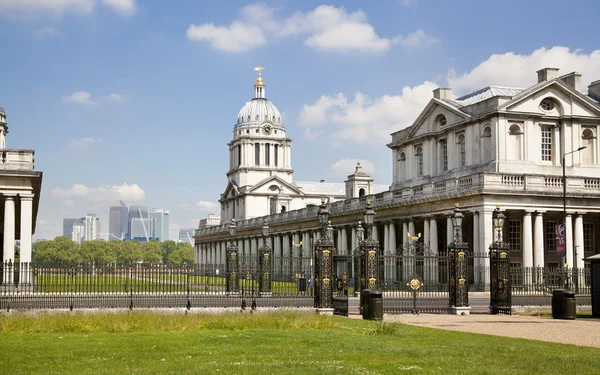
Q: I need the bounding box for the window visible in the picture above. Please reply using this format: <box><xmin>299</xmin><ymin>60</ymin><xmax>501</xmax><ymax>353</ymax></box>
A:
<box><xmin>237</xmin><ymin>145</ymin><xmax>241</xmax><ymax>166</ymax></box>
<box><xmin>281</xmin><ymin>206</ymin><xmax>286</xmax><ymax>213</ymax></box>
<box><xmin>255</xmin><ymin>143</ymin><xmax>260</xmax><ymax>165</ymax></box>
<box><xmin>582</xmin><ymin>129</ymin><xmax>595</xmax><ymax>165</ymax></box>
<box><xmin>265</xmin><ymin>143</ymin><xmax>270</xmax><ymax>166</ymax></box>
<box><xmin>415</xmin><ymin>146</ymin><xmax>424</xmax><ymax>176</ymax></box>
<box><xmin>540</xmin><ymin>99</ymin><xmax>555</xmax><ymax>111</ymax></box>
<box><xmin>246</xmin><ymin>129</ymin><xmax>249</xmax><ymax>134</ymax></box>
<box><xmin>584</xmin><ymin>223</ymin><xmax>595</xmax><ymax>254</ymax></box>
<box><xmin>440</xmin><ymin>139</ymin><xmax>448</xmax><ymax>172</ymax></box>
<box><xmin>435</xmin><ymin>114</ymin><xmax>447</xmax><ymax>126</ymax></box>
<box><xmin>274</xmin><ymin>144</ymin><xmax>279</xmax><ymax>166</ymax></box>
<box><xmin>545</xmin><ymin>221</ymin><xmax>557</xmax><ymax>252</ymax></box>
<box><xmin>457</xmin><ymin>134</ymin><xmax>466</xmax><ymax>167</ymax></box>
<box><xmin>359</xmin><ymin>188</ymin><xmax>365</xmax><ymax>197</ymax></box>
<box><xmin>541</xmin><ymin>126</ymin><xmax>553</xmax><ymax>161</ymax></box>
<box><xmin>509</xmin><ymin>220</ymin><xmax>521</xmax><ymax>251</ymax></box>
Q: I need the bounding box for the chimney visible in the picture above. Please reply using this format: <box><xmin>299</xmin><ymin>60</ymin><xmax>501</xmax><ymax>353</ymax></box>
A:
<box><xmin>588</xmin><ymin>80</ymin><xmax>600</xmax><ymax>101</ymax></box>
<box><xmin>560</xmin><ymin>72</ymin><xmax>582</xmax><ymax>92</ymax></box>
<box><xmin>433</xmin><ymin>88</ymin><xmax>452</xmax><ymax>100</ymax></box>
<box><xmin>537</xmin><ymin>68</ymin><xmax>560</xmax><ymax>83</ymax></box>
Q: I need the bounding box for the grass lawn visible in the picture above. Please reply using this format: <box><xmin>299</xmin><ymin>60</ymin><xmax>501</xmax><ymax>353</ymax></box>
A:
<box><xmin>0</xmin><ymin>311</ymin><xmax>598</xmax><ymax>374</ymax></box>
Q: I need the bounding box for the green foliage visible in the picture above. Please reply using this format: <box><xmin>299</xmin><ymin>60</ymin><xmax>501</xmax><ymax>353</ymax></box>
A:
<box><xmin>141</xmin><ymin>241</ymin><xmax>162</xmax><ymax>263</ymax></box>
<box><xmin>167</xmin><ymin>242</ymin><xmax>194</xmax><ymax>265</ymax></box>
<box><xmin>159</xmin><ymin>240</ymin><xmax>177</xmax><ymax>263</ymax></box>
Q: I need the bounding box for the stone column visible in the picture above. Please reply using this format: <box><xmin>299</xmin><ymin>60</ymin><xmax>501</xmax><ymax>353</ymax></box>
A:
<box><xmin>522</xmin><ymin>211</ymin><xmax>533</xmax><ymax>282</ymax></box>
<box><xmin>408</xmin><ymin>219</ymin><xmax>415</xmax><ymax>240</ymax></box>
<box><xmin>423</xmin><ymin>218</ymin><xmax>430</xmax><ymax>248</ymax></box>
<box><xmin>372</xmin><ymin>224</ymin><xmax>378</xmax><ymax>242</ymax></box>
<box><xmin>430</xmin><ymin>217</ymin><xmax>439</xmax><ymax>285</ymax></box>
<box><xmin>565</xmin><ymin>213</ymin><xmax>573</xmax><ymax>270</ymax></box>
<box><xmin>533</xmin><ymin>212</ymin><xmax>545</xmax><ymax>268</ymax></box>
<box><xmin>341</xmin><ymin>227</ymin><xmax>348</xmax><ymax>256</ymax></box>
<box><xmin>472</xmin><ymin>211</ymin><xmax>483</xmax><ymax>286</ymax></box>
<box><xmin>3</xmin><ymin>195</ymin><xmax>15</xmax><ymax>268</ymax></box>
<box><xmin>480</xmin><ymin>208</ymin><xmax>495</xmax><ymax>291</ymax></box>
<box><xmin>402</xmin><ymin>221</ymin><xmax>408</xmax><ymax>247</ymax></box>
<box><xmin>389</xmin><ymin>221</ymin><xmax>397</xmax><ymax>281</ymax></box>
<box><xmin>383</xmin><ymin>224</ymin><xmax>389</xmax><ymax>253</ymax></box>
<box><xmin>574</xmin><ymin>214</ymin><xmax>585</xmax><ymax>290</ymax></box>
<box><xmin>383</xmin><ymin>224</ymin><xmax>390</xmax><ymax>283</ymax></box>
<box><xmin>447</xmin><ymin>216</ymin><xmax>454</xmax><ymax>246</ymax></box>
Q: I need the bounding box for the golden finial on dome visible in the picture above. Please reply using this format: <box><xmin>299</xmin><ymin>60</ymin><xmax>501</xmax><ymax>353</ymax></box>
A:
<box><xmin>254</xmin><ymin>65</ymin><xmax>264</xmax><ymax>85</ymax></box>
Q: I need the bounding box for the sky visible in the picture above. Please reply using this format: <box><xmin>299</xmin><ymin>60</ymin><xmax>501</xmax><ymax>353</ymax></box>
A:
<box><xmin>1</xmin><ymin>0</ymin><xmax>599</xmax><ymax>241</ymax></box>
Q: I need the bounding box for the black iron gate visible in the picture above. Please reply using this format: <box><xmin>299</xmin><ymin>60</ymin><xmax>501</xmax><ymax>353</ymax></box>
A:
<box><xmin>332</xmin><ymin>254</ymin><xmax>353</xmax><ymax>316</ymax></box>
<box><xmin>490</xmin><ymin>245</ymin><xmax>511</xmax><ymax>314</ymax></box>
<box><xmin>382</xmin><ymin>242</ymin><xmax>451</xmax><ymax>314</ymax></box>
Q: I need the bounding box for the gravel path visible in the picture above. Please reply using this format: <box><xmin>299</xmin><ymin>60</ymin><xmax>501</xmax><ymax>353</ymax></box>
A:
<box><xmin>382</xmin><ymin>314</ymin><xmax>600</xmax><ymax>348</ymax></box>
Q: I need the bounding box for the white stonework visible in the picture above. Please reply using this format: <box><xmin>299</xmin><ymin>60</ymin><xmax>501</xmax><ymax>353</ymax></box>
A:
<box><xmin>0</xmin><ymin>106</ymin><xmax>43</xmax><ymax>266</ymax></box>
<box><xmin>196</xmin><ymin>67</ymin><xmax>600</xmax><ymax>286</ymax></box>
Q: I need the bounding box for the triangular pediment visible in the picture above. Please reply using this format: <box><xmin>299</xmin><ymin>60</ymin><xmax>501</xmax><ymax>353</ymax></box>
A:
<box><xmin>406</xmin><ymin>98</ymin><xmax>470</xmax><ymax>139</ymax></box>
<box><xmin>247</xmin><ymin>176</ymin><xmax>305</xmax><ymax>196</ymax></box>
<box><xmin>500</xmin><ymin>80</ymin><xmax>600</xmax><ymax>117</ymax></box>
<box><xmin>221</xmin><ymin>179</ymin><xmax>240</xmax><ymax>200</ymax></box>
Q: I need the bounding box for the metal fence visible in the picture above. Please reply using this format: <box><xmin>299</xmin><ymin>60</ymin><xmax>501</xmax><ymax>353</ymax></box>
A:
<box><xmin>0</xmin><ymin>257</ymin><xmax>593</xmax><ymax>311</ymax></box>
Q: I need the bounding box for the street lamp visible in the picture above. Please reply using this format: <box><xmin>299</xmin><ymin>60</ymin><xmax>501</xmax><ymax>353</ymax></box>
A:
<box><xmin>226</xmin><ymin>219</ymin><xmax>239</xmax><ymax>295</ymax></box>
<box><xmin>448</xmin><ymin>204</ymin><xmax>469</xmax><ymax>314</ymax></box>
<box><xmin>492</xmin><ymin>206</ymin><xmax>506</xmax><ymax>242</ymax></box>
<box><xmin>562</xmin><ymin>146</ymin><xmax>586</xmax><ymax>289</ymax></box>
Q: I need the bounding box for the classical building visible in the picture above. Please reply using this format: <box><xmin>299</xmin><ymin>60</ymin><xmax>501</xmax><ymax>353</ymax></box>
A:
<box><xmin>0</xmin><ymin>106</ymin><xmax>42</xmax><ymax>267</ymax></box>
<box><xmin>195</xmin><ymin>67</ymin><xmax>600</xmax><ymax>286</ymax></box>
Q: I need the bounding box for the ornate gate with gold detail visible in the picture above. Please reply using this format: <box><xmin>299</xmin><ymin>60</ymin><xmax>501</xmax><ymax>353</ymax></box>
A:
<box><xmin>490</xmin><ymin>244</ymin><xmax>511</xmax><ymax>314</ymax></box>
<box><xmin>382</xmin><ymin>242</ymin><xmax>451</xmax><ymax>314</ymax></box>
<box><xmin>332</xmin><ymin>254</ymin><xmax>353</xmax><ymax>316</ymax></box>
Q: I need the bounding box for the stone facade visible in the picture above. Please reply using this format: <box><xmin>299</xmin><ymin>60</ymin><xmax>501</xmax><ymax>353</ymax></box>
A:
<box><xmin>195</xmin><ymin>67</ymin><xmax>600</xmax><ymax>283</ymax></box>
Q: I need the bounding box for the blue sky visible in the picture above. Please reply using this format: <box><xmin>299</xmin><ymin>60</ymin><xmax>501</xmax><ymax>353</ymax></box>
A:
<box><xmin>1</xmin><ymin>0</ymin><xmax>599</xmax><ymax>240</ymax></box>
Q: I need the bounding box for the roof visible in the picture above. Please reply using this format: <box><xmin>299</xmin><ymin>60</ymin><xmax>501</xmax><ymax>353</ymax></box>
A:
<box><xmin>293</xmin><ymin>181</ymin><xmax>389</xmax><ymax>195</ymax></box>
<box><xmin>237</xmin><ymin>98</ymin><xmax>283</xmax><ymax>125</ymax></box>
<box><xmin>455</xmin><ymin>86</ymin><xmax>524</xmax><ymax>106</ymax></box>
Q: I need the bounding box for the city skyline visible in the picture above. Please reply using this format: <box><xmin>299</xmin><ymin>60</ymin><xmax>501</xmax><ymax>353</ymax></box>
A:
<box><xmin>0</xmin><ymin>1</ymin><xmax>598</xmax><ymax>241</ymax></box>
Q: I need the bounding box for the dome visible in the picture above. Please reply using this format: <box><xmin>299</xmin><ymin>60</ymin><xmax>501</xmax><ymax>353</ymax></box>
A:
<box><xmin>237</xmin><ymin>99</ymin><xmax>283</xmax><ymax>125</ymax></box>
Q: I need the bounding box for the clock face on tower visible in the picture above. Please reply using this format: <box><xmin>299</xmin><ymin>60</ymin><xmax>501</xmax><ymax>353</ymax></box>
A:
<box><xmin>261</xmin><ymin>124</ymin><xmax>273</xmax><ymax>135</ymax></box>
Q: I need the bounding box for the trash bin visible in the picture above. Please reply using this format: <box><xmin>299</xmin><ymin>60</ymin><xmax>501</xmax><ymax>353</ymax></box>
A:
<box><xmin>562</xmin><ymin>290</ymin><xmax>576</xmax><ymax>320</ymax></box>
<box><xmin>361</xmin><ymin>289</ymin><xmax>371</xmax><ymax>319</ymax></box>
<box><xmin>552</xmin><ymin>289</ymin><xmax>577</xmax><ymax>320</ymax></box>
<box><xmin>369</xmin><ymin>290</ymin><xmax>383</xmax><ymax>321</ymax></box>
<box><xmin>298</xmin><ymin>277</ymin><xmax>307</xmax><ymax>292</ymax></box>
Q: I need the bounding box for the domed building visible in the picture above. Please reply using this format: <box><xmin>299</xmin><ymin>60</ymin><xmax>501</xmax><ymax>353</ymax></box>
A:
<box><xmin>218</xmin><ymin>67</ymin><xmax>388</xmax><ymax>224</ymax></box>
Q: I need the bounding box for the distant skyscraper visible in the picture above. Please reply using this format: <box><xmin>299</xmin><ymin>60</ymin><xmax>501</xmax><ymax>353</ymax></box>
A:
<box><xmin>150</xmin><ymin>209</ymin><xmax>169</xmax><ymax>242</ymax></box>
<box><xmin>179</xmin><ymin>229</ymin><xmax>194</xmax><ymax>244</ymax></box>
<box><xmin>63</xmin><ymin>218</ymin><xmax>81</xmax><ymax>239</ymax></box>
<box><xmin>72</xmin><ymin>224</ymin><xmax>85</xmax><ymax>243</ymax></box>
<box><xmin>109</xmin><ymin>201</ymin><xmax>129</xmax><ymax>241</ymax></box>
<box><xmin>64</xmin><ymin>214</ymin><xmax>100</xmax><ymax>243</ymax></box>
<box><xmin>129</xmin><ymin>206</ymin><xmax>152</xmax><ymax>241</ymax></box>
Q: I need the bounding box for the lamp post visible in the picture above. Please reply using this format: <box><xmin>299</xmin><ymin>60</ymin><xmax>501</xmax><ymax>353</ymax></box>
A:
<box><xmin>359</xmin><ymin>200</ymin><xmax>378</xmax><ymax>291</ymax></box>
<box><xmin>489</xmin><ymin>206</ymin><xmax>511</xmax><ymax>315</ymax></box>
<box><xmin>226</xmin><ymin>219</ymin><xmax>239</xmax><ymax>295</ymax></box>
<box><xmin>562</xmin><ymin>146</ymin><xmax>586</xmax><ymax>290</ymax></box>
<box><xmin>448</xmin><ymin>204</ymin><xmax>470</xmax><ymax>315</ymax></box>
<box><xmin>314</xmin><ymin>199</ymin><xmax>334</xmax><ymax>310</ymax></box>
<box><xmin>258</xmin><ymin>220</ymin><xmax>272</xmax><ymax>297</ymax></box>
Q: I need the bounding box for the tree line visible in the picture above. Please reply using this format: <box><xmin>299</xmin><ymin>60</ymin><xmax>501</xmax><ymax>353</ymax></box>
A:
<box><xmin>28</xmin><ymin>237</ymin><xmax>194</xmax><ymax>266</ymax></box>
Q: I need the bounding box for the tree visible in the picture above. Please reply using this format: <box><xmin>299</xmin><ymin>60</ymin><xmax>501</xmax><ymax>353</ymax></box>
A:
<box><xmin>32</xmin><ymin>237</ymin><xmax>81</xmax><ymax>265</ymax></box>
<box><xmin>141</xmin><ymin>241</ymin><xmax>162</xmax><ymax>264</ymax></box>
<box><xmin>167</xmin><ymin>242</ymin><xmax>194</xmax><ymax>265</ymax></box>
<box><xmin>80</xmin><ymin>240</ymin><xmax>116</xmax><ymax>265</ymax></box>
<box><xmin>160</xmin><ymin>240</ymin><xmax>177</xmax><ymax>264</ymax></box>
<box><xmin>117</xmin><ymin>241</ymin><xmax>143</xmax><ymax>264</ymax></box>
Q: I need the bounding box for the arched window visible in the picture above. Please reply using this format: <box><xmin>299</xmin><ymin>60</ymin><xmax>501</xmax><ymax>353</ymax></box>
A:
<box><xmin>439</xmin><ymin>139</ymin><xmax>448</xmax><ymax>172</ymax></box>
<box><xmin>281</xmin><ymin>206</ymin><xmax>287</xmax><ymax>213</ymax></box>
<box><xmin>415</xmin><ymin>146</ymin><xmax>424</xmax><ymax>176</ymax></box>
<box><xmin>398</xmin><ymin>151</ymin><xmax>406</xmax><ymax>181</ymax></box>
<box><xmin>582</xmin><ymin>128</ymin><xmax>596</xmax><ymax>165</ymax></box>
<box><xmin>482</xmin><ymin>126</ymin><xmax>492</xmax><ymax>162</ymax></box>
<box><xmin>507</xmin><ymin>124</ymin><xmax>522</xmax><ymax>161</ymax></box>
<box><xmin>255</xmin><ymin>143</ymin><xmax>260</xmax><ymax>165</ymax></box>
<box><xmin>457</xmin><ymin>134</ymin><xmax>466</xmax><ymax>167</ymax></box>
<box><xmin>236</xmin><ymin>144</ymin><xmax>241</xmax><ymax>166</ymax></box>
<box><xmin>359</xmin><ymin>188</ymin><xmax>366</xmax><ymax>197</ymax></box>
<box><xmin>256</xmin><ymin>115</ymin><xmax>259</xmax><ymax>120</ymax></box>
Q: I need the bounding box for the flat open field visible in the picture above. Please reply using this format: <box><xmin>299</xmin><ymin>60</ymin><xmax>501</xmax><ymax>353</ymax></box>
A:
<box><xmin>0</xmin><ymin>311</ymin><xmax>598</xmax><ymax>374</ymax></box>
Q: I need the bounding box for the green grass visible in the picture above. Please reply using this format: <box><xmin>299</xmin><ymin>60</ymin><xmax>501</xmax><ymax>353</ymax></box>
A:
<box><xmin>0</xmin><ymin>311</ymin><xmax>598</xmax><ymax>374</ymax></box>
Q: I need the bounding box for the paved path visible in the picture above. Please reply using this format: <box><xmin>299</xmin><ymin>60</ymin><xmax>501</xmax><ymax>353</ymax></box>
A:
<box><xmin>382</xmin><ymin>314</ymin><xmax>600</xmax><ymax>348</ymax></box>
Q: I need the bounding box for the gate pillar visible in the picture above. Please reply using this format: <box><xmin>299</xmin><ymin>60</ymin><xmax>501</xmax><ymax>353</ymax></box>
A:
<box><xmin>258</xmin><ymin>221</ymin><xmax>272</xmax><ymax>296</ymax></box>
<box><xmin>314</xmin><ymin>200</ymin><xmax>334</xmax><ymax>313</ymax></box>
<box><xmin>490</xmin><ymin>206</ymin><xmax>511</xmax><ymax>314</ymax></box>
<box><xmin>226</xmin><ymin>220</ymin><xmax>239</xmax><ymax>295</ymax></box>
<box><xmin>448</xmin><ymin>205</ymin><xmax>470</xmax><ymax>315</ymax></box>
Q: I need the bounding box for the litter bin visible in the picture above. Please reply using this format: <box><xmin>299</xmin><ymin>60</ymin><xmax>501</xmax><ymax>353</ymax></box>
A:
<box><xmin>552</xmin><ymin>289</ymin><xmax>576</xmax><ymax>320</ymax></box>
<box><xmin>361</xmin><ymin>289</ymin><xmax>371</xmax><ymax>319</ymax></box>
<box><xmin>369</xmin><ymin>290</ymin><xmax>383</xmax><ymax>321</ymax></box>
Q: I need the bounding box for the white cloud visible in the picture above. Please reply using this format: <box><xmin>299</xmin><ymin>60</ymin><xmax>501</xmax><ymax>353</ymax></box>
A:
<box><xmin>392</xmin><ymin>30</ymin><xmax>438</xmax><ymax>48</ymax></box>
<box><xmin>187</xmin><ymin>22</ymin><xmax>266</xmax><ymax>53</ymax></box>
<box><xmin>177</xmin><ymin>200</ymin><xmax>219</xmax><ymax>212</ymax></box>
<box><xmin>101</xmin><ymin>0</ymin><xmax>136</xmax><ymax>17</ymax></box>
<box><xmin>52</xmin><ymin>183</ymin><xmax>145</xmax><ymax>202</ymax></box>
<box><xmin>32</xmin><ymin>27</ymin><xmax>65</xmax><ymax>41</ymax></box>
<box><xmin>298</xmin><ymin>81</ymin><xmax>438</xmax><ymax>146</ymax></box>
<box><xmin>0</xmin><ymin>0</ymin><xmax>95</xmax><ymax>17</ymax></box>
<box><xmin>107</xmin><ymin>93</ymin><xmax>126</xmax><ymax>102</ymax></box>
<box><xmin>68</xmin><ymin>137</ymin><xmax>103</xmax><ymax>149</ymax></box>
<box><xmin>61</xmin><ymin>91</ymin><xmax>94</xmax><ymax>105</ymax></box>
<box><xmin>328</xmin><ymin>159</ymin><xmax>376</xmax><ymax>179</ymax></box>
<box><xmin>187</xmin><ymin>4</ymin><xmax>436</xmax><ymax>53</ymax></box>
<box><xmin>448</xmin><ymin>46</ymin><xmax>600</xmax><ymax>95</ymax></box>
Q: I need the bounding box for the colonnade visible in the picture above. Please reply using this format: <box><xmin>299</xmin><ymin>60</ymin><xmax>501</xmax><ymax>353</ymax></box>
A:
<box><xmin>2</xmin><ymin>193</ymin><xmax>34</xmax><ymax>283</ymax></box>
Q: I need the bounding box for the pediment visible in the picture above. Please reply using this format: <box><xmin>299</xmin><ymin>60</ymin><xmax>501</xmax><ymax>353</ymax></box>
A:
<box><xmin>501</xmin><ymin>81</ymin><xmax>600</xmax><ymax>118</ymax></box>
<box><xmin>406</xmin><ymin>99</ymin><xmax>470</xmax><ymax>140</ymax></box>
<box><xmin>247</xmin><ymin>176</ymin><xmax>304</xmax><ymax>196</ymax></box>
